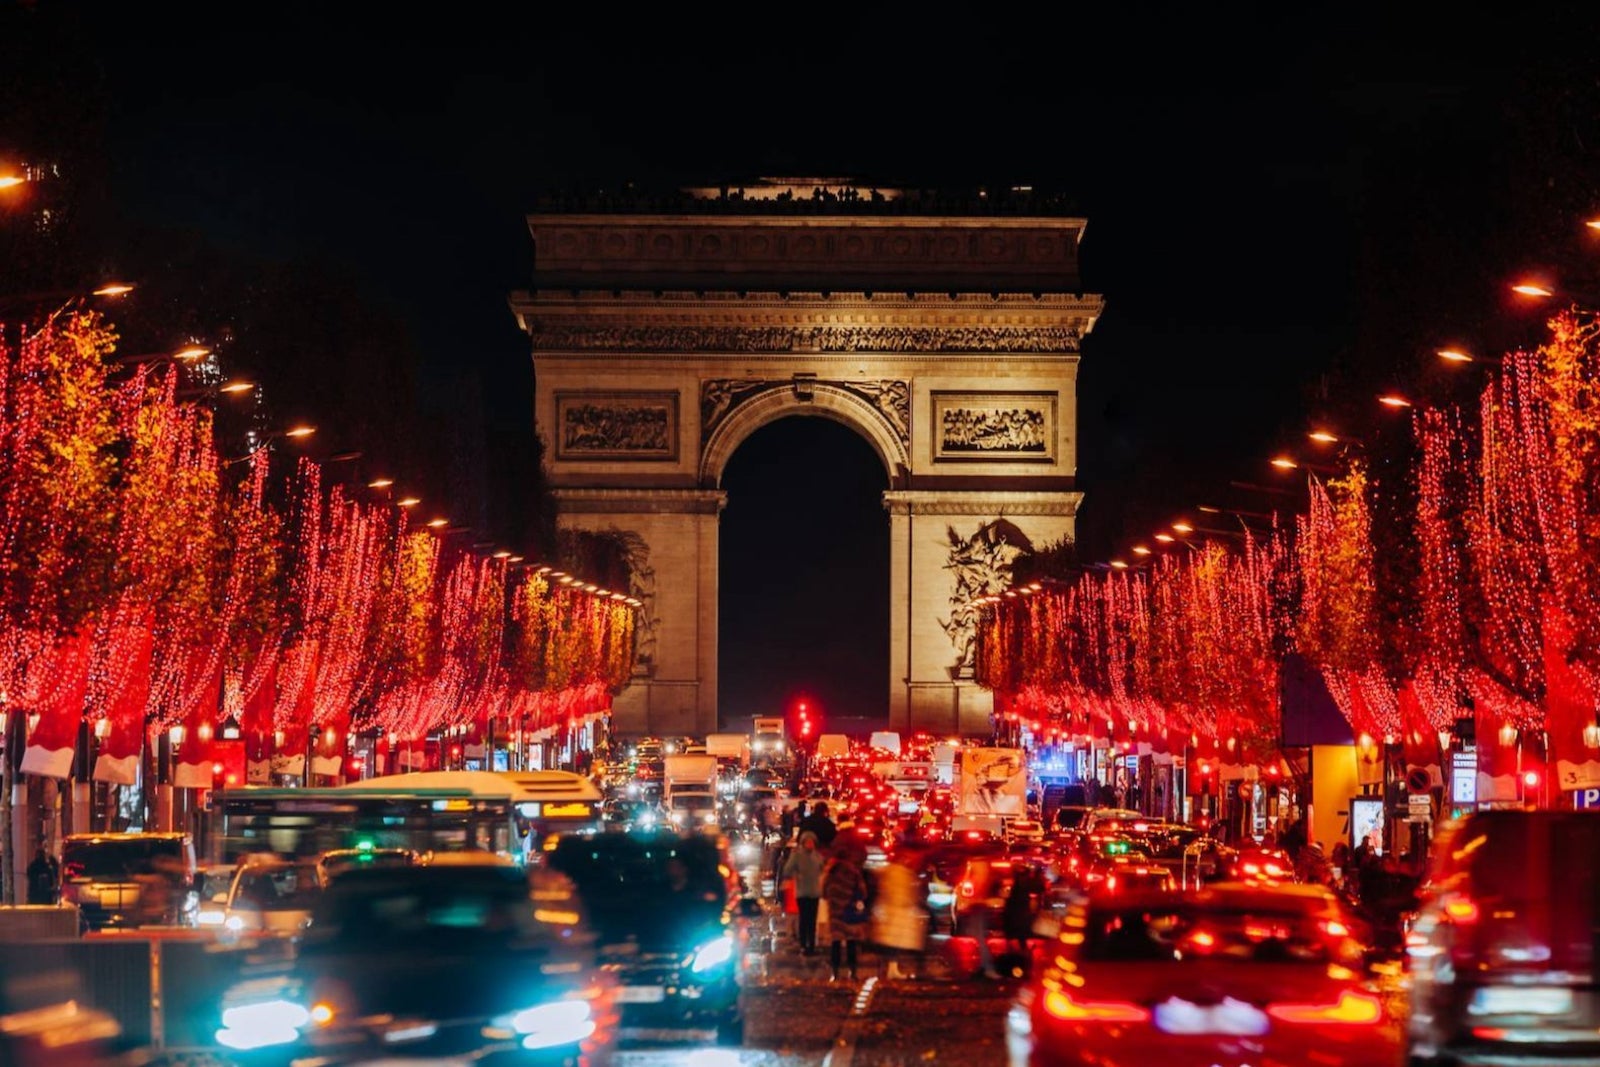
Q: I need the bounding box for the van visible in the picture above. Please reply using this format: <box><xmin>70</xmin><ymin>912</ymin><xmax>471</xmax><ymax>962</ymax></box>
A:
<box><xmin>1407</xmin><ymin>810</ymin><xmax>1600</xmax><ymax>1065</ymax></box>
<box><xmin>59</xmin><ymin>832</ymin><xmax>197</xmax><ymax>930</ymax></box>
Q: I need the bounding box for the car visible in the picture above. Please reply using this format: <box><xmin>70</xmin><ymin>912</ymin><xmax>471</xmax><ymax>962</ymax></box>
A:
<box><xmin>214</xmin><ymin>858</ymin><xmax>324</xmax><ymax>938</ymax></box>
<box><xmin>1005</xmin><ymin>819</ymin><xmax>1047</xmax><ymax>845</ymax></box>
<box><xmin>1007</xmin><ymin>883</ymin><xmax>1392</xmax><ymax>1067</ymax></box>
<box><xmin>1407</xmin><ymin>810</ymin><xmax>1600</xmax><ymax>1066</ymax></box>
<box><xmin>548</xmin><ymin>830</ymin><xmax>758</xmax><ymax>1044</ymax></box>
<box><xmin>59</xmin><ymin>832</ymin><xmax>198</xmax><ymax>930</ymax></box>
<box><xmin>212</xmin><ymin>862</ymin><xmax>613</xmax><ymax>1067</ymax></box>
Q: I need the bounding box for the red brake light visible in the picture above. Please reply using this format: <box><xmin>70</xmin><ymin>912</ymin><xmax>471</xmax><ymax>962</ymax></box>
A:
<box><xmin>1043</xmin><ymin>990</ymin><xmax>1149</xmax><ymax>1023</ymax></box>
<box><xmin>1267</xmin><ymin>990</ymin><xmax>1383</xmax><ymax>1026</ymax></box>
<box><xmin>1442</xmin><ymin>895</ymin><xmax>1479</xmax><ymax>923</ymax></box>
<box><xmin>1320</xmin><ymin>919</ymin><xmax>1351</xmax><ymax>938</ymax></box>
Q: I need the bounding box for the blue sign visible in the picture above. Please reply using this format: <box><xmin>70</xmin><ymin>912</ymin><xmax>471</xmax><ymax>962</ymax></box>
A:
<box><xmin>1573</xmin><ymin>787</ymin><xmax>1600</xmax><ymax>810</ymax></box>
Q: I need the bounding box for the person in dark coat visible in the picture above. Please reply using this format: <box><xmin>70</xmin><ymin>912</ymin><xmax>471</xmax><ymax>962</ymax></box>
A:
<box><xmin>823</xmin><ymin>839</ymin><xmax>870</xmax><ymax>981</ymax></box>
<box><xmin>26</xmin><ymin>847</ymin><xmax>59</xmax><ymax>905</ymax></box>
<box><xmin>1002</xmin><ymin>863</ymin><xmax>1042</xmax><ymax>960</ymax></box>
<box><xmin>799</xmin><ymin>802</ymin><xmax>838</xmax><ymax>848</ymax></box>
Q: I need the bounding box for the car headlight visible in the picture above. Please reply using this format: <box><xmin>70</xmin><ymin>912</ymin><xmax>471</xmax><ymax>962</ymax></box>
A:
<box><xmin>490</xmin><ymin>999</ymin><xmax>595</xmax><ymax>1050</ymax></box>
<box><xmin>197</xmin><ymin>909</ymin><xmax>226</xmax><ymax>926</ymax></box>
<box><xmin>215</xmin><ymin>999</ymin><xmax>310</xmax><ymax>1050</ymax></box>
<box><xmin>224</xmin><ymin>915</ymin><xmax>245</xmax><ymax>931</ymax></box>
<box><xmin>691</xmin><ymin>934</ymin><xmax>735</xmax><ymax>973</ymax></box>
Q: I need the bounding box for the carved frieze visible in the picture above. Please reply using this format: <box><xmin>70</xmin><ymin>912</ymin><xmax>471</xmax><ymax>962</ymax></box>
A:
<box><xmin>555</xmin><ymin>391</ymin><xmax>679</xmax><ymax>461</ymax></box>
<box><xmin>701</xmin><ymin>378</ymin><xmax>910</xmax><ymax>446</ymax></box>
<box><xmin>531</xmin><ymin>324</ymin><xmax>1081</xmax><ymax>354</ymax></box>
<box><xmin>931</xmin><ymin>391</ymin><xmax>1058</xmax><ymax>463</ymax></box>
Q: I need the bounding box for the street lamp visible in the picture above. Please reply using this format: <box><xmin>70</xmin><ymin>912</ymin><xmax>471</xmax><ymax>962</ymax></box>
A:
<box><xmin>1377</xmin><ymin>395</ymin><xmax>1413</xmax><ymax>409</ymax></box>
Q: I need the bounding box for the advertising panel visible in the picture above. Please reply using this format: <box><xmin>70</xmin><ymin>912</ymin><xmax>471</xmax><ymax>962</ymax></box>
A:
<box><xmin>957</xmin><ymin>747</ymin><xmax>1027</xmax><ymax>816</ymax></box>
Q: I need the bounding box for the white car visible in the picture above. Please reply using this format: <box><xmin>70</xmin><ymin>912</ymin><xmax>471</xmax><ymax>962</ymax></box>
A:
<box><xmin>205</xmin><ymin>859</ymin><xmax>323</xmax><ymax>938</ymax></box>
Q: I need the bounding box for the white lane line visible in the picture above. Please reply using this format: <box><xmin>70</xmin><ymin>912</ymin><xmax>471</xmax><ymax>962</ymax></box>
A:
<box><xmin>822</xmin><ymin>976</ymin><xmax>879</xmax><ymax>1067</ymax></box>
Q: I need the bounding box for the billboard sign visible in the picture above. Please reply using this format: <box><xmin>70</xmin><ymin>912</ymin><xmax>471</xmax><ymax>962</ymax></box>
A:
<box><xmin>957</xmin><ymin>747</ymin><xmax>1027</xmax><ymax>816</ymax></box>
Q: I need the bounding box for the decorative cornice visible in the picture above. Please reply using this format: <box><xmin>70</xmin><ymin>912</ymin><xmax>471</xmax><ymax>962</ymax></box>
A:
<box><xmin>530</xmin><ymin>324</ymin><xmax>1082</xmax><ymax>354</ymax></box>
<box><xmin>554</xmin><ymin>488</ymin><xmax>727</xmax><ymax>515</ymax></box>
<box><xmin>881</xmin><ymin>490</ymin><xmax>1083</xmax><ymax>517</ymax></box>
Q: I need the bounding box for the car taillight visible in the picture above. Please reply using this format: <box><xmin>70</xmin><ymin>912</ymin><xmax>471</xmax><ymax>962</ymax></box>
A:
<box><xmin>1043</xmin><ymin>990</ymin><xmax>1149</xmax><ymax>1023</ymax></box>
<box><xmin>1441</xmin><ymin>894</ymin><xmax>1479</xmax><ymax>923</ymax></box>
<box><xmin>1320</xmin><ymin>919</ymin><xmax>1351</xmax><ymax>938</ymax></box>
<box><xmin>959</xmin><ymin>881</ymin><xmax>975</xmax><ymax>897</ymax></box>
<box><xmin>1266</xmin><ymin>990</ymin><xmax>1383</xmax><ymax>1025</ymax></box>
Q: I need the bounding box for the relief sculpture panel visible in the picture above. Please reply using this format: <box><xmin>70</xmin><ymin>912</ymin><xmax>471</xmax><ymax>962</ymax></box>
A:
<box><xmin>932</xmin><ymin>391</ymin><xmax>1058</xmax><ymax>463</ymax></box>
<box><xmin>555</xmin><ymin>390</ymin><xmax>679</xmax><ymax>461</ymax></box>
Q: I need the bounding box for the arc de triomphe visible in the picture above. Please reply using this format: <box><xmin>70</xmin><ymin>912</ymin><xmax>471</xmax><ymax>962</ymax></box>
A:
<box><xmin>510</xmin><ymin>182</ymin><xmax>1102</xmax><ymax>738</ymax></box>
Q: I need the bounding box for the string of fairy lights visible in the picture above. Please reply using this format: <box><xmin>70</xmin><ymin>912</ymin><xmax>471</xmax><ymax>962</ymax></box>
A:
<box><xmin>974</xmin><ymin>247</ymin><xmax>1600</xmax><ymax>789</ymax></box>
<box><xmin>0</xmin><ymin>294</ymin><xmax>640</xmax><ymax>783</ymax></box>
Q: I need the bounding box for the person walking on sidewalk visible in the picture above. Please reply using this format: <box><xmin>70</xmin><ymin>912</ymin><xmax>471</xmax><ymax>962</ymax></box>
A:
<box><xmin>781</xmin><ymin>830</ymin><xmax>826</xmax><ymax>955</ymax></box>
<box><xmin>823</xmin><ymin>838</ymin><xmax>871</xmax><ymax>982</ymax></box>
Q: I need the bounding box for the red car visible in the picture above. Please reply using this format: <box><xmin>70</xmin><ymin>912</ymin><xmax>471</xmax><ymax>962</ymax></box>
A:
<box><xmin>1007</xmin><ymin>883</ymin><xmax>1395</xmax><ymax>1067</ymax></box>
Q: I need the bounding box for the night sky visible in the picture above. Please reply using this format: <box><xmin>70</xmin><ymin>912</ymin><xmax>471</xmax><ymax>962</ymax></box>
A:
<box><xmin>8</xmin><ymin>4</ymin><xmax>1600</xmax><ymax>725</ymax></box>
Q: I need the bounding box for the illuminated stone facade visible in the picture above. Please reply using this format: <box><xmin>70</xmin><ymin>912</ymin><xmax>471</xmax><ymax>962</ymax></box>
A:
<box><xmin>511</xmin><ymin>182</ymin><xmax>1102</xmax><ymax>737</ymax></box>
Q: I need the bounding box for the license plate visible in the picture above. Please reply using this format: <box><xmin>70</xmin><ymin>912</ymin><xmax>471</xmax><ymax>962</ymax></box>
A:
<box><xmin>1471</xmin><ymin>987</ymin><xmax>1574</xmax><ymax>1015</ymax></box>
<box><xmin>615</xmin><ymin>985</ymin><xmax>666</xmax><ymax>1004</ymax></box>
<box><xmin>1153</xmin><ymin>997</ymin><xmax>1269</xmax><ymax>1036</ymax></box>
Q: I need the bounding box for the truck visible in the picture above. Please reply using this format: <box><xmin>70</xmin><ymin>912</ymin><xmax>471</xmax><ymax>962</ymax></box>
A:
<box><xmin>662</xmin><ymin>753</ymin><xmax>720</xmax><ymax>829</ymax></box>
<box><xmin>751</xmin><ymin>717</ymin><xmax>787</xmax><ymax>759</ymax></box>
<box><xmin>705</xmin><ymin>733</ymin><xmax>750</xmax><ymax>765</ymax></box>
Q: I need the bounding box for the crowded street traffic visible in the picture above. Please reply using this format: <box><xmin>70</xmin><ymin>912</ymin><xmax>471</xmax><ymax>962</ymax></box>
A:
<box><xmin>13</xmin><ymin>721</ymin><xmax>1585</xmax><ymax>1067</ymax></box>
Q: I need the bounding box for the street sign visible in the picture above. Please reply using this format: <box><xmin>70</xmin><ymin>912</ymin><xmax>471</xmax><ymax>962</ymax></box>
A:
<box><xmin>1409</xmin><ymin>794</ymin><xmax>1433</xmax><ymax>821</ymax></box>
<box><xmin>1573</xmin><ymin>787</ymin><xmax>1600</xmax><ymax>810</ymax></box>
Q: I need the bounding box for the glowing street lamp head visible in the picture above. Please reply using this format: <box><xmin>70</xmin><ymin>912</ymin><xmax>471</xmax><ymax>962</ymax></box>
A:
<box><xmin>173</xmin><ymin>345</ymin><xmax>211</xmax><ymax>362</ymax></box>
<box><xmin>0</xmin><ymin>175</ymin><xmax>25</xmax><ymax>190</ymax></box>
<box><xmin>1154</xmin><ymin>532</ymin><xmax>1175</xmax><ymax>543</ymax></box>
<box><xmin>396</xmin><ymin>496</ymin><xmax>421</xmax><ymax>508</ymax></box>
<box><xmin>218</xmin><ymin>380</ymin><xmax>254</xmax><ymax>394</ymax></box>
<box><xmin>367</xmin><ymin>478</ymin><xmax>394</xmax><ymax>489</ymax></box>
<box><xmin>426</xmin><ymin>517</ymin><xmax>449</xmax><ymax>528</ymax></box>
<box><xmin>1308</xmin><ymin>430</ymin><xmax>1339</xmax><ymax>444</ymax></box>
<box><xmin>284</xmin><ymin>425</ymin><xmax>316</xmax><ymax>439</ymax></box>
<box><xmin>1109</xmin><ymin>560</ymin><xmax>1128</xmax><ymax>569</ymax></box>
<box><xmin>92</xmin><ymin>283</ymin><xmax>134</xmax><ymax>297</ymax></box>
<box><xmin>1378</xmin><ymin>395</ymin><xmax>1413</xmax><ymax>409</ymax></box>
<box><xmin>1270</xmin><ymin>456</ymin><xmax>1298</xmax><ymax>470</ymax></box>
<box><xmin>1510</xmin><ymin>281</ymin><xmax>1555</xmax><ymax>298</ymax></box>
<box><xmin>1171</xmin><ymin>521</ymin><xmax>1194</xmax><ymax>534</ymax></box>
<box><xmin>1131</xmin><ymin>545</ymin><xmax>1152</xmax><ymax>556</ymax></box>
<box><xmin>1436</xmin><ymin>348</ymin><xmax>1474</xmax><ymax>364</ymax></box>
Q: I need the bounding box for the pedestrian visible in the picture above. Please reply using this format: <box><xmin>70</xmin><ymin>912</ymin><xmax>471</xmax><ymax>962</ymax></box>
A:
<box><xmin>1001</xmin><ymin>863</ymin><xmax>1041</xmax><ymax>963</ymax></box>
<box><xmin>871</xmin><ymin>845</ymin><xmax>929</xmax><ymax>979</ymax></box>
<box><xmin>26</xmin><ymin>846</ymin><xmax>59</xmax><ymax>905</ymax></box>
<box><xmin>799</xmin><ymin>801</ymin><xmax>838</xmax><ymax>848</ymax></box>
<box><xmin>823</xmin><ymin>838</ymin><xmax>870</xmax><ymax>982</ymax></box>
<box><xmin>781</xmin><ymin>830</ymin><xmax>826</xmax><ymax>955</ymax></box>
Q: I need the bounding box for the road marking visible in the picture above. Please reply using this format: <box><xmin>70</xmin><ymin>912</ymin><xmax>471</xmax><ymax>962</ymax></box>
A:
<box><xmin>822</xmin><ymin>976</ymin><xmax>879</xmax><ymax>1067</ymax></box>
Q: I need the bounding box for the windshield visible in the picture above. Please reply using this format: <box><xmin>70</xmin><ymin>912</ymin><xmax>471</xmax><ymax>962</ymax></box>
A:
<box><xmin>233</xmin><ymin>864</ymin><xmax>323</xmax><ymax>910</ymax></box>
<box><xmin>1081</xmin><ymin>903</ymin><xmax>1350</xmax><ymax>964</ymax></box>
<box><xmin>62</xmin><ymin>838</ymin><xmax>184</xmax><ymax>879</ymax></box>
<box><xmin>305</xmin><ymin>868</ymin><xmax>579</xmax><ymax>951</ymax></box>
<box><xmin>548</xmin><ymin>835</ymin><xmax>726</xmax><ymax>942</ymax></box>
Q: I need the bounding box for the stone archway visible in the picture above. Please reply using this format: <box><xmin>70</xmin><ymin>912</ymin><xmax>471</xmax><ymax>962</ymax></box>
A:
<box><xmin>699</xmin><ymin>380</ymin><xmax>910</xmax><ymax>488</ymax></box>
<box><xmin>511</xmin><ymin>182</ymin><xmax>1101</xmax><ymax>738</ymax></box>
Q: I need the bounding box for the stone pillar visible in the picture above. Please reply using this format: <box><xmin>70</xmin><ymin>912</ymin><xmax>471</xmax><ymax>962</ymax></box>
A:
<box><xmin>884</xmin><ymin>490</ymin><xmax>1081</xmax><ymax>739</ymax></box>
<box><xmin>554</xmin><ymin>488</ymin><xmax>726</xmax><ymax>738</ymax></box>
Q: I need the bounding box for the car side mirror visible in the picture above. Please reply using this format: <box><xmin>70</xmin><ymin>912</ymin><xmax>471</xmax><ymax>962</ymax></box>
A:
<box><xmin>739</xmin><ymin>897</ymin><xmax>763</xmax><ymax>919</ymax></box>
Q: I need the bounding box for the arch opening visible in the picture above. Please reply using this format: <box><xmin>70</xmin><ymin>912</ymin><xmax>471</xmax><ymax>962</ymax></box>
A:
<box><xmin>717</xmin><ymin>416</ymin><xmax>889</xmax><ymax>732</ymax></box>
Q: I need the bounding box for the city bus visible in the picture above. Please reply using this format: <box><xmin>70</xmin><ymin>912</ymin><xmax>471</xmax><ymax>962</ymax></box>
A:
<box><xmin>205</xmin><ymin>769</ymin><xmax>603</xmax><ymax>866</ymax></box>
